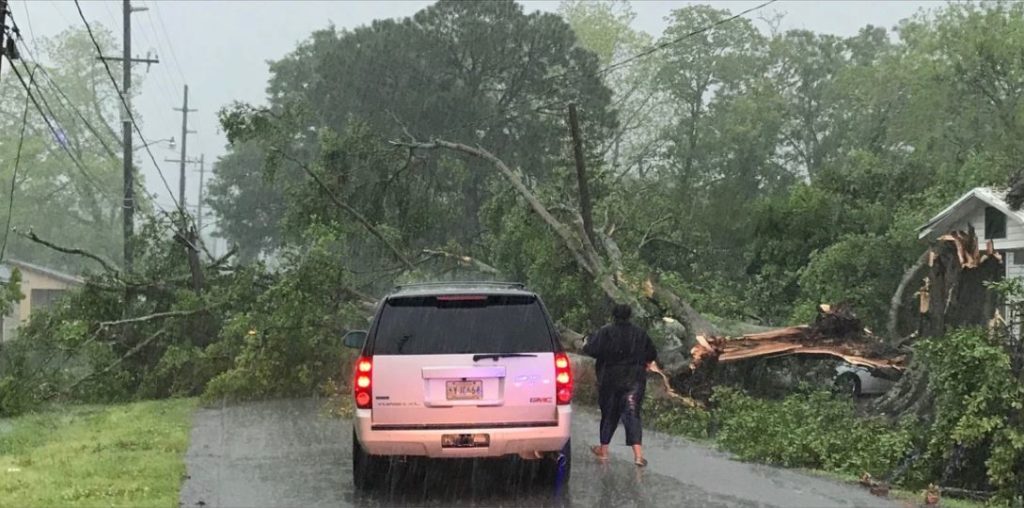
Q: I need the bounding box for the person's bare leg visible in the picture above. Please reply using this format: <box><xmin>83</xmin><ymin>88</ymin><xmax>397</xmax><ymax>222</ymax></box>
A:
<box><xmin>632</xmin><ymin>444</ymin><xmax>643</xmax><ymax>462</ymax></box>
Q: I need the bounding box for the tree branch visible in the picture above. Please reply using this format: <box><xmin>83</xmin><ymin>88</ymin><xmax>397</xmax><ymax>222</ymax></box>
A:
<box><xmin>421</xmin><ymin>249</ymin><xmax>502</xmax><ymax>276</ymax></box>
<box><xmin>16</xmin><ymin>228</ymin><xmax>119</xmax><ymax>274</ymax></box>
<box><xmin>390</xmin><ymin>138</ymin><xmax>602</xmax><ymax>276</ymax></box>
<box><xmin>274</xmin><ymin>149</ymin><xmax>416</xmax><ymax>271</ymax></box>
<box><xmin>888</xmin><ymin>250</ymin><xmax>930</xmax><ymax>340</ymax></box>
<box><xmin>98</xmin><ymin>307</ymin><xmax>211</xmax><ymax>329</ymax></box>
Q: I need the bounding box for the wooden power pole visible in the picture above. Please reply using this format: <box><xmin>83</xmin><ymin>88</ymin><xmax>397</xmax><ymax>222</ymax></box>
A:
<box><xmin>170</xmin><ymin>84</ymin><xmax>196</xmax><ymax>225</ymax></box>
<box><xmin>0</xmin><ymin>0</ymin><xmax>8</xmax><ymax>82</ymax></box>
<box><xmin>98</xmin><ymin>0</ymin><xmax>159</xmax><ymax>273</ymax></box>
<box><xmin>196</xmin><ymin>153</ymin><xmax>205</xmax><ymax>233</ymax></box>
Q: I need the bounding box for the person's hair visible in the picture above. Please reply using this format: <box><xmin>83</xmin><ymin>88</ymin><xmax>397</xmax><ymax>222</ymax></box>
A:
<box><xmin>612</xmin><ymin>303</ymin><xmax>632</xmax><ymax>323</ymax></box>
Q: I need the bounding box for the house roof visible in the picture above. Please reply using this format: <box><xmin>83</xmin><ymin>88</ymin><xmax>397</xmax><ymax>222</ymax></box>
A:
<box><xmin>918</xmin><ymin>186</ymin><xmax>1024</xmax><ymax>240</ymax></box>
<box><xmin>0</xmin><ymin>259</ymin><xmax>84</xmax><ymax>285</ymax></box>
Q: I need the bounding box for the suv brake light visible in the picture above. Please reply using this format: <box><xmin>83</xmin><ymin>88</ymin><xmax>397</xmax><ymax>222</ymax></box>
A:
<box><xmin>554</xmin><ymin>352</ymin><xmax>573</xmax><ymax>405</ymax></box>
<box><xmin>354</xmin><ymin>356</ymin><xmax>372</xmax><ymax>409</ymax></box>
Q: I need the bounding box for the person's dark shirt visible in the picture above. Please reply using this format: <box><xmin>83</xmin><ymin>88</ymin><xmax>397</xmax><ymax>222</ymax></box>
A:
<box><xmin>582</xmin><ymin>321</ymin><xmax>657</xmax><ymax>389</ymax></box>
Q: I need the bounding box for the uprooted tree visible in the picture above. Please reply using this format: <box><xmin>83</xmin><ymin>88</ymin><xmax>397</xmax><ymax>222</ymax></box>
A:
<box><xmin>387</xmin><ymin>134</ymin><xmax>908</xmax><ymax>398</ymax></box>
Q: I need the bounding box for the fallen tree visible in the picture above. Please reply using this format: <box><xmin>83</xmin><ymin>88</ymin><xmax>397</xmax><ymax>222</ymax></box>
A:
<box><xmin>671</xmin><ymin>303</ymin><xmax>907</xmax><ymax>400</ymax></box>
<box><xmin>388</xmin><ymin>134</ymin><xmax>912</xmax><ymax>389</ymax></box>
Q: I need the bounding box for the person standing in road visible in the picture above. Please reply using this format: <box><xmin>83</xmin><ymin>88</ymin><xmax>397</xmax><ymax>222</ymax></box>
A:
<box><xmin>583</xmin><ymin>303</ymin><xmax>658</xmax><ymax>467</ymax></box>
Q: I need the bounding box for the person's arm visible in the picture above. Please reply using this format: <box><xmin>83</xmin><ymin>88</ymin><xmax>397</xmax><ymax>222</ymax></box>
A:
<box><xmin>582</xmin><ymin>327</ymin><xmax>604</xmax><ymax>359</ymax></box>
<box><xmin>642</xmin><ymin>330</ymin><xmax>658</xmax><ymax>366</ymax></box>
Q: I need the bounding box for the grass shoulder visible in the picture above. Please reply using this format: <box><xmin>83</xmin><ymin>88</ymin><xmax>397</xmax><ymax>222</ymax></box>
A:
<box><xmin>0</xmin><ymin>398</ymin><xmax>196</xmax><ymax>508</ymax></box>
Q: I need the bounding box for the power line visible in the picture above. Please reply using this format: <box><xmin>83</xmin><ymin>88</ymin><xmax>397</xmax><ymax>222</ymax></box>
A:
<box><xmin>7</xmin><ymin>16</ymin><xmax>123</xmax><ymax>161</ymax></box>
<box><xmin>72</xmin><ymin>0</ymin><xmax>187</xmax><ymax>221</ymax></box>
<box><xmin>5</xmin><ymin>56</ymin><xmax>112</xmax><ymax>198</ymax></box>
<box><xmin>147</xmin><ymin>1</ymin><xmax>186</xmax><ymax>85</ymax></box>
<box><xmin>14</xmin><ymin>51</ymin><xmax>121</xmax><ymax>162</ymax></box>
<box><xmin>452</xmin><ymin>1</ymin><xmax>779</xmax><ymax>135</ymax></box>
<box><xmin>598</xmin><ymin>0</ymin><xmax>778</xmax><ymax>76</ymax></box>
<box><xmin>0</xmin><ymin>64</ymin><xmax>34</xmax><ymax>263</ymax></box>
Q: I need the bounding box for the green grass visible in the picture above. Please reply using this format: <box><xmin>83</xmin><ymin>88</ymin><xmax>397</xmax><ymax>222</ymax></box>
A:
<box><xmin>0</xmin><ymin>398</ymin><xmax>196</xmax><ymax>508</ymax></box>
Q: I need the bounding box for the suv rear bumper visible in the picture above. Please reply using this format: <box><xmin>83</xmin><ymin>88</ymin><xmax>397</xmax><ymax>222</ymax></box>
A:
<box><xmin>354</xmin><ymin>406</ymin><xmax>571</xmax><ymax>458</ymax></box>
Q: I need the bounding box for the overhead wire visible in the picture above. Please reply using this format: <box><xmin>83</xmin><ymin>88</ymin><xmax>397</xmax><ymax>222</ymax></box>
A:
<box><xmin>452</xmin><ymin>0</ymin><xmax>779</xmax><ymax>134</ymax></box>
<box><xmin>4</xmin><ymin>55</ymin><xmax>113</xmax><ymax>198</ymax></box>
<box><xmin>0</xmin><ymin>64</ymin><xmax>36</xmax><ymax>263</ymax></box>
<box><xmin>147</xmin><ymin>1</ymin><xmax>186</xmax><ymax>85</ymax></box>
<box><xmin>6</xmin><ymin>10</ymin><xmax>122</xmax><ymax>161</ymax></box>
<box><xmin>597</xmin><ymin>0</ymin><xmax>778</xmax><ymax>76</ymax></box>
<box><xmin>72</xmin><ymin>0</ymin><xmax>188</xmax><ymax>223</ymax></box>
<box><xmin>129</xmin><ymin>7</ymin><xmax>183</xmax><ymax>127</ymax></box>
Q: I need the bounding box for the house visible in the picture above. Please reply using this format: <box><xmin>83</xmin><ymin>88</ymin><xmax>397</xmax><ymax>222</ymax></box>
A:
<box><xmin>918</xmin><ymin>186</ymin><xmax>1024</xmax><ymax>277</ymax></box>
<box><xmin>0</xmin><ymin>259</ymin><xmax>83</xmax><ymax>342</ymax></box>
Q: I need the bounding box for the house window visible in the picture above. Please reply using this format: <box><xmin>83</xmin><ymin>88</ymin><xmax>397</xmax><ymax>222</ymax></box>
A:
<box><xmin>30</xmin><ymin>289</ymin><xmax>65</xmax><ymax>313</ymax></box>
<box><xmin>985</xmin><ymin>206</ymin><xmax>1007</xmax><ymax>239</ymax></box>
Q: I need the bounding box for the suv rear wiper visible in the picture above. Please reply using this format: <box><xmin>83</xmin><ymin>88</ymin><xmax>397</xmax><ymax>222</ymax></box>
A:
<box><xmin>472</xmin><ymin>353</ymin><xmax>538</xmax><ymax>362</ymax></box>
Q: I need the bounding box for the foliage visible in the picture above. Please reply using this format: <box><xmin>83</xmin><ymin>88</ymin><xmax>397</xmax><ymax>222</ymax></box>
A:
<box><xmin>209</xmin><ymin>0</ymin><xmax>615</xmax><ymax>259</ymax></box>
<box><xmin>711</xmin><ymin>387</ymin><xmax>914</xmax><ymax>477</ymax></box>
<box><xmin>0</xmin><ymin>398</ymin><xmax>195</xmax><ymax>507</ymax></box>
<box><xmin>917</xmin><ymin>326</ymin><xmax>1024</xmax><ymax>502</ymax></box>
<box><xmin>204</xmin><ymin>226</ymin><xmax>365</xmax><ymax>401</ymax></box>
<box><xmin>0</xmin><ymin>27</ymin><xmax>150</xmax><ymax>273</ymax></box>
<box><xmin>793</xmin><ymin>234</ymin><xmax>909</xmax><ymax>330</ymax></box>
<box><xmin>643</xmin><ymin>398</ymin><xmax>711</xmax><ymax>440</ymax></box>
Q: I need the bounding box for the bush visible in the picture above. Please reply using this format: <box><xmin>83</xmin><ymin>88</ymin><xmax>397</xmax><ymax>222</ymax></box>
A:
<box><xmin>793</xmin><ymin>234</ymin><xmax>910</xmax><ymax>329</ymax></box>
<box><xmin>643</xmin><ymin>398</ymin><xmax>711</xmax><ymax>439</ymax></box>
<box><xmin>712</xmin><ymin>387</ymin><xmax>914</xmax><ymax>477</ymax></box>
<box><xmin>916</xmin><ymin>327</ymin><xmax>1024</xmax><ymax>502</ymax></box>
<box><xmin>203</xmin><ymin>229</ymin><xmax>365</xmax><ymax>402</ymax></box>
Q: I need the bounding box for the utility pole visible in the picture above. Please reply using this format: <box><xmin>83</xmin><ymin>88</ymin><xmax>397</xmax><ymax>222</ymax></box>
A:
<box><xmin>195</xmin><ymin>153</ymin><xmax>205</xmax><ymax>233</ymax></box>
<box><xmin>167</xmin><ymin>84</ymin><xmax>196</xmax><ymax>226</ymax></box>
<box><xmin>0</xmin><ymin>0</ymin><xmax>8</xmax><ymax>82</ymax></box>
<box><xmin>98</xmin><ymin>0</ymin><xmax>159</xmax><ymax>273</ymax></box>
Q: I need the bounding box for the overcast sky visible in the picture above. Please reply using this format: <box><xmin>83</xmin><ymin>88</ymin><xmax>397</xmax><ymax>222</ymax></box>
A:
<box><xmin>13</xmin><ymin>0</ymin><xmax>941</xmax><ymax>239</ymax></box>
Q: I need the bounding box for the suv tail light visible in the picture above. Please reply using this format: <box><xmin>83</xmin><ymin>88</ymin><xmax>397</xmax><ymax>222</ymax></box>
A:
<box><xmin>554</xmin><ymin>352</ymin><xmax>573</xmax><ymax>405</ymax></box>
<box><xmin>354</xmin><ymin>356</ymin><xmax>372</xmax><ymax>409</ymax></box>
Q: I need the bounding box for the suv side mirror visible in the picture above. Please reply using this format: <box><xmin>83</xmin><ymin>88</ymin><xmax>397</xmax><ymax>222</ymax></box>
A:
<box><xmin>343</xmin><ymin>330</ymin><xmax>368</xmax><ymax>349</ymax></box>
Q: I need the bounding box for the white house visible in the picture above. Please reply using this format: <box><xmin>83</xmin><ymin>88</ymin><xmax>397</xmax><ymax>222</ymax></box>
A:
<box><xmin>918</xmin><ymin>187</ymin><xmax>1024</xmax><ymax>280</ymax></box>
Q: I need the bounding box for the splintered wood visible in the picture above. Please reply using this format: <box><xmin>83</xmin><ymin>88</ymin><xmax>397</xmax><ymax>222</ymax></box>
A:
<box><xmin>935</xmin><ymin>229</ymin><xmax>1002</xmax><ymax>269</ymax></box>
<box><xmin>688</xmin><ymin>304</ymin><xmax>906</xmax><ymax>374</ymax></box>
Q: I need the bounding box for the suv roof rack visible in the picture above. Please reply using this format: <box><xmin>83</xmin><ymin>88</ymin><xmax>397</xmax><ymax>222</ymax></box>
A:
<box><xmin>393</xmin><ymin>281</ymin><xmax>527</xmax><ymax>291</ymax></box>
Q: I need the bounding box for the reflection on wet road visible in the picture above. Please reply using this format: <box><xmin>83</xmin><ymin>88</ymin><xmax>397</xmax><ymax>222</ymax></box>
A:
<box><xmin>179</xmin><ymin>399</ymin><xmax>895</xmax><ymax>508</ymax></box>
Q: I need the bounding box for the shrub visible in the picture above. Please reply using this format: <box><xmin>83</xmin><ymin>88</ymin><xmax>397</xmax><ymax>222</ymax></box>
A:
<box><xmin>916</xmin><ymin>327</ymin><xmax>1024</xmax><ymax>502</ymax></box>
<box><xmin>203</xmin><ymin>230</ymin><xmax>365</xmax><ymax>402</ymax></box>
<box><xmin>712</xmin><ymin>387</ymin><xmax>914</xmax><ymax>477</ymax></box>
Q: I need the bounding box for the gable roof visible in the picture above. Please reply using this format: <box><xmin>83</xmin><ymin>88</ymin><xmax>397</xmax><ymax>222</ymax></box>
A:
<box><xmin>0</xmin><ymin>259</ymin><xmax>84</xmax><ymax>285</ymax></box>
<box><xmin>918</xmin><ymin>187</ymin><xmax>1024</xmax><ymax>240</ymax></box>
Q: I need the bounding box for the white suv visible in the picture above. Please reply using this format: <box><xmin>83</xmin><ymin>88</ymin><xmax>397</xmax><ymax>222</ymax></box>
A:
<box><xmin>343</xmin><ymin>282</ymin><xmax>573</xmax><ymax>491</ymax></box>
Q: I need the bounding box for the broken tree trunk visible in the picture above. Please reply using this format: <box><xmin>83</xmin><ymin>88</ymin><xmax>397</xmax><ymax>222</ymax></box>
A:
<box><xmin>672</xmin><ymin>304</ymin><xmax>907</xmax><ymax>400</ymax></box>
<box><xmin>874</xmin><ymin>227</ymin><xmax>1003</xmax><ymax>417</ymax></box>
<box><xmin>922</xmin><ymin>228</ymin><xmax>1003</xmax><ymax>338</ymax></box>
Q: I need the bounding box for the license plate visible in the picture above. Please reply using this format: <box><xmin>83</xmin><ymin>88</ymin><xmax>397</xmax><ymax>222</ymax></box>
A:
<box><xmin>446</xmin><ymin>380</ymin><xmax>483</xmax><ymax>400</ymax></box>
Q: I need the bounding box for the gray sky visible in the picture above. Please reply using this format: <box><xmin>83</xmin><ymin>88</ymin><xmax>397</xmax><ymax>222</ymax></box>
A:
<box><xmin>13</xmin><ymin>0</ymin><xmax>940</xmax><ymax>242</ymax></box>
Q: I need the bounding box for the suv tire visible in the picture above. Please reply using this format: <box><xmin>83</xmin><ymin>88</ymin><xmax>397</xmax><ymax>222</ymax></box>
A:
<box><xmin>537</xmin><ymin>438</ymin><xmax>571</xmax><ymax>487</ymax></box>
<box><xmin>352</xmin><ymin>429</ymin><xmax>382</xmax><ymax>491</ymax></box>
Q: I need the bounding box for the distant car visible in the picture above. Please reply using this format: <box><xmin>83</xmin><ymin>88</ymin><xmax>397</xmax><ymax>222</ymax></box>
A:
<box><xmin>832</xmin><ymin>363</ymin><xmax>895</xmax><ymax>396</ymax></box>
<box><xmin>343</xmin><ymin>282</ymin><xmax>572</xmax><ymax>491</ymax></box>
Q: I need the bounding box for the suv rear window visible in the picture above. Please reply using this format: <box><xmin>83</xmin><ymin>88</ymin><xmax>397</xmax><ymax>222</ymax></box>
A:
<box><xmin>371</xmin><ymin>294</ymin><xmax>553</xmax><ymax>355</ymax></box>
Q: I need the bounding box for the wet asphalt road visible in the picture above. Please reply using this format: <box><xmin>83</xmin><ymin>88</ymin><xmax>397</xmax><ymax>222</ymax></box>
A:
<box><xmin>179</xmin><ymin>399</ymin><xmax>897</xmax><ymax>508</ymax></box>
